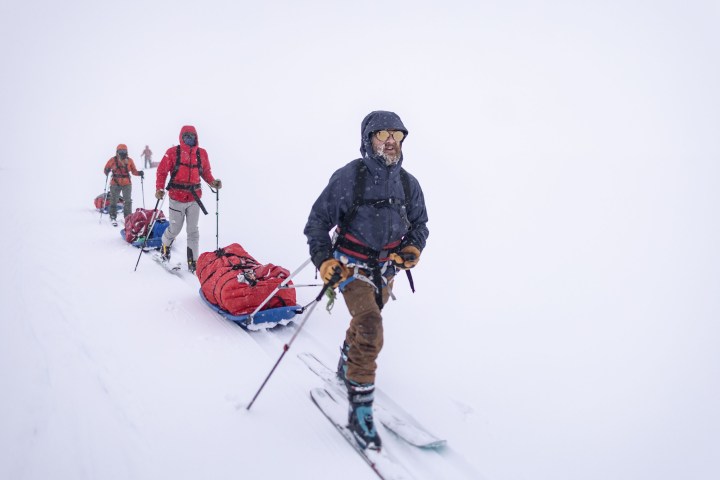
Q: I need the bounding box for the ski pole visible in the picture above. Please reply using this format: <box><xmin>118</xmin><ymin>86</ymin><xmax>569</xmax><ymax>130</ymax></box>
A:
<box><xmin>247</xmin><ymin>257</ymin><xmax>313</xmax><ymax>324</ymax></box>
<box><xmin>99</xmin><ymin>172</ymin><xmax>110</xmax><ymax>223</ymax></box>
<box><xmin>134</xmin><ymin>197</ymin><xmax>164</xmax><ymax>271</ymax></box>
<box><xmin>210</xmin><ymin>185</ymin><xmax>219</xmax><ymax>251</ymax></box>
<box><xmin>246</xmin><ymin>266</ymin><xmax>343</xmax><ymax>411</ymax></box>
<box><xmin>140</xmin><ymin>175</ymin><xmax>145</xmax><ymax>209</ymax></box>
<box><xmin>278</xmin><ymin>283</ymin><xmax>323</xmax><ymax>289</ymax></box>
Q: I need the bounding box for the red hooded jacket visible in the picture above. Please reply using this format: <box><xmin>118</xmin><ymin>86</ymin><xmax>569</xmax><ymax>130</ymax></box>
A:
<box><xmin>156</xmin><ymin>125</ymin><xmax>216</xmax><ymax>202</ymax></box>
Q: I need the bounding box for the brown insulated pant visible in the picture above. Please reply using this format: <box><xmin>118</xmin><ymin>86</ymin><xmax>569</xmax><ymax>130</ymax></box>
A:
<box><xmin>342</xmin><ymin>276</ymin><xmax>394</xmax><ymax>385</ymax></box>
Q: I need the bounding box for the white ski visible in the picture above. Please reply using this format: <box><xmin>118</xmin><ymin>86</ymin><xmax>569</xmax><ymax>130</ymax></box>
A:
<box><xmin>310</xmin><ymin>388</ymin><xmax>414</xmax><ymax>480</ymax></box>
<box><xmin>299</xmin><ymin>352</ymin><xmax>446</xmax><ymax>449</ymax></box>
<box><xmin>151</xmin><ymin>252</ymin><xmax>183</xmax><ymax>274</ymax></box>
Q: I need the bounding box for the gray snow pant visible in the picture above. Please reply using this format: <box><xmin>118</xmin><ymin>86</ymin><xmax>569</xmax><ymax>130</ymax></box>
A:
<box><xmin>109</xmin><ymin>184</ymin><xmax>132</xmax><ymax>219</ymax></box>
<box><xmin>161</xmin><ymin>198</ymin><xmax>200</xmax><ymax>262</ymax></box>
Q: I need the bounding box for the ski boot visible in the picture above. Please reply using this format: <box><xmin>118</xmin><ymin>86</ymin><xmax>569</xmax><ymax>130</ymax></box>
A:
<box><xmin>160</xmin><ymin>244</ymin><xmax>171</xmax><ymax>262</ymax></box>
<box><xmin>336</xmin><ymin>341</ymin><xmax>350</xmax><ymax>383</ymax></box>
<box><xmin>187</xmin><ymin>247</ymin><xmax>196</xmax><ymax>274</ymax></box>
<box><xmin>347</xmin><ymin>381</ymin><xmax>381</xmax><ymax>450</ymax></box>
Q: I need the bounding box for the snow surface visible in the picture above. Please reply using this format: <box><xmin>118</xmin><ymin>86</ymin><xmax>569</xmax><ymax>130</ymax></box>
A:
<box><xmin>2</xmin><ymin>1</ymin><xmax>720</xmax><ymax>479</ymax></box>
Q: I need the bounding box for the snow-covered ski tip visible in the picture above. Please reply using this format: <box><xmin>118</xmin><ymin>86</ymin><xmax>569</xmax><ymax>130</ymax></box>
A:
<box><xmin>310</xmin><ymin>388</ymin><xmax>414</xmax><ymax>480</ymax></box>
<box><xmin>151</xmin><ymin>251</ymin><xmax>183</xmax><ymax>274</ymax></box>
<box><xmin>299</xmin><ymin>352</ymin><xmax>447</xmax><ymax>449</ymax></box>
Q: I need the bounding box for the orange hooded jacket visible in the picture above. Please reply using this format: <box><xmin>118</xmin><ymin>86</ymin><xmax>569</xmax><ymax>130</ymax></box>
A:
<box><xmin>104</xmin><ymin>154</ymin><xmax>141</xmax><ymax>187</ymax></box>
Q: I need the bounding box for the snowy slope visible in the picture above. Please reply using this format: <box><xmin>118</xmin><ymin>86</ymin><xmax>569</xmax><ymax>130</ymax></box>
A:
<box><xmin>0</xmin><ymin>167</ymin><xmax>484</xmax><ymax>480</ymax></box>
<box><xmin>2</xmin><ymin>1</ymin><xmax>720</xmax><ymax>480</ymax></box>
<box><xmin>2</xmin><ymin>145</ymin><xmax>718</xmax><ymax>480</ymax></box>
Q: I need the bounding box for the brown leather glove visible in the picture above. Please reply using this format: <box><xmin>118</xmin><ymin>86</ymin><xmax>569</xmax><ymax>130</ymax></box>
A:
<box><xmin>211</xmin><ymin>179</ymin><xmax>222</xmax><ymax>189</ymax></box>
<box><xmin>319</xmin><ymin>258</ymin><xmax>349</xmax><ymax>287</ymax></box>
<box><xmin>389</xmin><ymin>246</ymin><xmax>421</xmax><ymax>269</ymax></box>
<box><xmin>155</xmin><ymin>189</ymin><xmax>165</xmax><ymax>200</ymax></box>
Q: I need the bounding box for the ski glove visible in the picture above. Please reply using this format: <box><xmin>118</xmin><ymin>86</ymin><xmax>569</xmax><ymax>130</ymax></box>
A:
<box><xmin>139</xmin><ymin>171</ymin><xmax>144</xmax><ymax>178</ymax></box>
<box><xmin>104</xmin><ymin>168</ymin><xmax>110</xmax><ymax>175</ymax></box>
<box><xmin>155</xmin><ymin>189</ymin><xmax>165</xmax><ymax>200</ymax></box>
<box><xmin>211</xmin><ymin>178</ymin><xmax>222</xmax><ymax>189</ymax></box>
<box><xmin>389</xmin><ymin>246</ymin><xmax>421</xmax><ymax>270</ymax></box>
<box><xmin>319</xmin><ymin>258</ymin><xmax>349</xmax><ymax>288</ymax></box>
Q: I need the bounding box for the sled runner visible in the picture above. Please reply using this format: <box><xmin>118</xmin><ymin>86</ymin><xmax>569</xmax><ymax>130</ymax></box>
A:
<box><xmin>199</xmin><ymin>289</ymin><xmax>301</xmax><ymax>329</ymax></box>
<box><xmin>196</xmin><ymin>243</ymin><xmax>302</xmax><ymax>330</ymax></box>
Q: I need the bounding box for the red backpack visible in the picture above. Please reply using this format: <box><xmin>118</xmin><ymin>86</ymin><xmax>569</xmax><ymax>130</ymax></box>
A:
<box><xmin>197</xmin><ymin>243</ymin><xmax>296</xmax><ymax>316</ymax></box>
<box><xmin>124</xmin><ymin>208</ymin><xmax>165</xmax><ymax>243</ymax></box>
<box><xmin>94</xmin><ymin>193</ymin><xmax>124</xmax><ymax>211</ymax></box>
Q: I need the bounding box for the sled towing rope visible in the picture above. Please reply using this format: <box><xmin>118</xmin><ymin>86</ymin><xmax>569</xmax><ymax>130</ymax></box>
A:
<box><xmin>133</xmin><ymin>196</ymin><xmax>165</xmax><ymax>272</ymax></box>
<box><xmin>246</xmin><ymin>263</ymin><xmax>343</xmax><ymax>411</ymax></box>
<box><xmin>209</xmin><ymin>185</ymin><xmax>220</xmax><ymax>251</ymax></box>
<box><xmin>99</xmin><ymin>172</ymin><xmax>110</xmax><ymax>223</ymax></box>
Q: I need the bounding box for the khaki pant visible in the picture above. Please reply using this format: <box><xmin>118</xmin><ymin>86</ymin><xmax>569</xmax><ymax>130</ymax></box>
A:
<box><xmin>161</xmin><ymin>198</ymin><xmax>200</xmax><ymax>261</ymax></box>
<box><xmin>342</xmin><ymin>276</ymin><xmax>394</xmax><ymax>385</ymax></box>
<box><xmin>109</xmin><ymin>184</ymin><xmax>132</xmax><ymax>219</ymax></box>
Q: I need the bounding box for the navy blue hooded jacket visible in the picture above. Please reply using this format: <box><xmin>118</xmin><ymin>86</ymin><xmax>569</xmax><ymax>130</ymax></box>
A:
<box><xmin>304</xmin><ymin>111</ymin><xmax>429</xmax><ymax>268</ymax></box>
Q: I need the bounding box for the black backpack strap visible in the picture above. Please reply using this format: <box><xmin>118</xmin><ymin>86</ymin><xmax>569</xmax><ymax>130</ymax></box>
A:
<box><xmin>111</xmin><ymin>157</ymin><xmax>130</xmax><ymax>183</ymax></box>
<box><xmin>398</xmin><ymin>168</ymin><xmax>415</xmax><ymax>293</ymax></box>
<box><xmin>169</xmin><ymin>146</ymin><xmax>203</xmax><ymax>185</ymax></box>
<box><xmin>334</xmin><ymin>161</ymin><xmax>412</xmax><ymax>254</ymax></box>
<box><xmin>167</xmin><ymin>146</ymin><xmax>208</xmax><ymax>215</ymax></box>
<box><xmin>330</xmin><ymin>159</ymin><xmax>367</xmax><ymax>255</ymax></box>
<box><xmin>334</xmin><ymin>160</ymin><xmax>408</xmax><ymax>309</ymax></box>
<box><xmin>171</xmin><ymin>145</ymin><xmax>181</xmax><ymax>180</ymax></box>
<box><xmin>399</xmin><ymin>168</ymin><xmax>410</xmax><ymax>206</ymax></box>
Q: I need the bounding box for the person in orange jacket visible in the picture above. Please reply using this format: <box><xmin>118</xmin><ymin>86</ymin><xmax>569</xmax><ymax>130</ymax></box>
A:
<box><xmin>155</xmin><ymin>126</ymin><xmax>221</xmax><ymax>273</ymax></box>
<box><xmin>103</xmin><ymin>144</ymin><xmax>144</xmax><ymax>226</ymax></box>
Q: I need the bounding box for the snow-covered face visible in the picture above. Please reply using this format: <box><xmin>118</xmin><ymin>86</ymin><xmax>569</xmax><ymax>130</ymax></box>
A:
<box><xmin>371</xmin><ymin>130</ymin><xmax>403</xmax><ymax>166</ymax></box>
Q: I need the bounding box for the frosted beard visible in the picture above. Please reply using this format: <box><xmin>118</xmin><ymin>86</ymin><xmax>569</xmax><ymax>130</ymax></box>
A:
<box><xmin>374</xmin><ymin>144</ymin><xmax>401</xmax><ymax>166</ymax></box>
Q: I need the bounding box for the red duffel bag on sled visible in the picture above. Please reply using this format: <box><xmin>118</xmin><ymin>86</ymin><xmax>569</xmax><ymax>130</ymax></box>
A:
<box><xmin>94</xmin><ymin>192</ymin><xmax>123</xmax><ymax>213</ymax></box>
<box><xmin>196</xmin><ymin>243</ymin><xmax>299</xmax><ymax>329</ymax></box>
<box><xmin>124</xmin><ymin>208</ymin><xmax>166</xmax><ymax>243</ymax></box>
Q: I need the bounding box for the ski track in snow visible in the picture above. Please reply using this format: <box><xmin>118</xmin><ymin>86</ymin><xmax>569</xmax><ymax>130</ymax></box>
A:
<box><xmin>0</xmin><ymin>202</ymin><xmax>483</xmax><ymax>480</ymax></box>
<box><xmin>132</xmin><ymin>241</ymin><xmax>479</xmax><ymax>480</ymax></box>
<box><xmin>7</xmin><ymin>249</ymin><xmax>146</xmax><ymax>480</ymax></box>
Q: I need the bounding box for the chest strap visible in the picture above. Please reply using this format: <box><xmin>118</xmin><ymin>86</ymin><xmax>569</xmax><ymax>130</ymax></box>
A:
<box><xmin>166</xmin><ymin>147</ymin><xmax>208</xmax><ymax>215</ymax></box>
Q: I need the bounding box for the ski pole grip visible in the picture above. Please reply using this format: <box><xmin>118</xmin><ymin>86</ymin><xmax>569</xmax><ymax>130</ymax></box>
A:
<box><xmin>391</xmin><ymin>251</ymin><xmax>416</xmax><ymax>268</ymax></box>
<box><xmin>315</xmin><ymin>266</ymin><xmax>342</xmax><ymax>301</ymax></box>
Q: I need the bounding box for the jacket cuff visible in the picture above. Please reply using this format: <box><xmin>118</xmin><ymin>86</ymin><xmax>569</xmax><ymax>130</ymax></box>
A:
<box><xmin>312</xmin><ymin>252</ymin><xmax>332</xmax><ymax>270</ymax></box>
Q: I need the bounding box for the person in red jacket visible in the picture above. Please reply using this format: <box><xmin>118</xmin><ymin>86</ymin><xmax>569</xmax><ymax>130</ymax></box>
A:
<box><xmin>155</xmin><ymin>125</ymin><xmax>221</xmax><ymax>273</ymax></box>
<box><xmin>141</xmin><ymin>145</ymin><xmax>153</xmax><ymax>169</ymax></box>
<box><xmin>103</xmin><ymin>143</ymin><xmax>144</xmax><ymax>226</ymax></box>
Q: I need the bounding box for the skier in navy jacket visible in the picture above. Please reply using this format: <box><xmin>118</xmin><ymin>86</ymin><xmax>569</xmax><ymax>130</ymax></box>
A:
<box><xmin>304</xmin><ymin>111</ymin><xmax>429</xmax><ymax>449</ymax></box>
